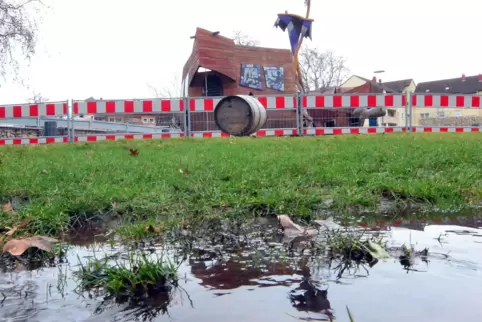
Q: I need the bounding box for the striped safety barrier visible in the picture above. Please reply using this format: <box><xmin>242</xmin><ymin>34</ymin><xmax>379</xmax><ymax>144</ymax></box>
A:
<box><xmin>411</xmin><ymin>94</ymin><xmax>481</xmax><ymax>108</ymax></box>
<box><xmin>73</xmin><ymin>96</ymin><xmax>298</xmax><ymax>114</ymax></box>
<box><xmin>0</xmin><ymin>137</ymin><xmax>69</xmax><ymax>145</ymax></box>
<box><xmin>2</xmin><ymin>126</ymin><xmax>482</xmax><ymax>145</ymax></box>
<box><xmin>304</xmin><ymin>127</ymin><xmax>406</xmax><ymax>135</ymax></box>
<box><xmin>189</xmin><ymin>95</ymin><xmax>297</xmax><ymax>111</ymax></box>
<box><xmin>302</xmin><ymin>94</ymin><xmax>406</xmax><ymax>108</ymax></box>
<box><xmin>74</xmin><ymin>99</ymin><xmax>185</xmax><ymax>114</ymax></box>
<box><xmin>410</xmin><ymin>127</ymin><xmax>481</xmax><ymax>133</ymax></box>
<box><xmin>0</xmin><ymin>102</ymin><xmax>68</xmax><ymax>118</ymax></box>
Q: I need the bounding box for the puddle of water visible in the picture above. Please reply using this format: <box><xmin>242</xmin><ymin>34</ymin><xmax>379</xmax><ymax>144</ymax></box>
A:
<box><xmin>1</xmin><ymin>218</ymin><xmax>482</xmax><ymax>322</ymax></box>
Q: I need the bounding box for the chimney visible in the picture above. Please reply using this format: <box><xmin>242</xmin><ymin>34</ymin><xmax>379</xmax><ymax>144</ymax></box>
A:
<box><xmin>478</xmin><ymin>74</ymin><xmax>482</xmax><ymax>82</ymax></box>
<box><xmin>372</xmin><ymin>76</ymin><xmax>376</xmax><ymax>82</ymax></box>
<box><xmin>461</xmin><ymin>73</ymin><xmax>466</xmax><ymax>81</ymax></box>
<box><xmin>378</xmin><ymin>79</ymin><xmax>382</xmax><ymax>84</ymax></box>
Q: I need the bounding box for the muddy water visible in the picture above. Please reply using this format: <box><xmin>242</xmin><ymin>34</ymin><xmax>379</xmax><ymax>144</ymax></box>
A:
<box><xmin>1</xmin><ymin>218</ymin><xmax>482</xmax><ymax>322</ymax></box>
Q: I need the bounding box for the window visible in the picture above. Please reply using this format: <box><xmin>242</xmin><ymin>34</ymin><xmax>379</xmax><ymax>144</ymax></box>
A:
<box><xmin>387</xmin><ymin>109</ymin><xmax>396</xmax><ymax>117</ymax></box>
<box><xmin>438</xmin><ymin>112</ymin><xmax>445</xmax><ymax>118</ymax></box>
<box><xmin>108</xmin><ymin>117</ymin><xmax>115</xmax><ymax>122</ymax></box>
<box><xmin>420</xmin><ymin>113</ymin><xmax>429</xmax><ymax>119</ymax></box>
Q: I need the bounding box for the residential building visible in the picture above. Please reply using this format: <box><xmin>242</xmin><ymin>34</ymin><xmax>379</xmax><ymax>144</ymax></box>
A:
<box><xmin>338</xmin><ymin>75</ymin><xmax>415</xmax><ymax>127</ymax></box>
<box><xmin>414</xmin><ymin>74</ymin><xmax>482</xmax><ymax>126</ymax></box>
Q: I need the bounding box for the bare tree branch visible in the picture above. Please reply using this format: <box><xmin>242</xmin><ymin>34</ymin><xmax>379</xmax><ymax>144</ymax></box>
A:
<box><xmin>27</xmin><ymin>91</ymin><xmax>47</xmax><ymax>103</ymax></box>
<box><xmin>299</xmin><ymin>45</ymin><xmax>349</xmax><ymax>91</ymax></box>
<box><xmin>147</xmin><ymin>75</ymin><xmax>183</xmax><ymax>98</ymax></box>
<box><xmin>232</xmin><ymin>30</ymin><xmax>259</xmax><ymax>47</ymax></box>
<box><xmin>0</xmin><ymin>0</ymin><xmax>43</xmax><ymax>81</ymax></box>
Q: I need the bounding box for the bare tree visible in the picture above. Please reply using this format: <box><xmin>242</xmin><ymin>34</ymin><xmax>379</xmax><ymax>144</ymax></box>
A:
<box><xmin>232</xmin><ymin>30</ymin><xmax>259</xmax><ymax>47</ymax></box>
<box><xmin>147</xmin><ymin>76</ymin><xmax>183</xmax><ymax>129</ymax></box>
<box><xmin>299</xmin><ymin>45</ymin><xmax>349</xmax><ymax>91</ymax></box>
<box><xmin>0</xmin><ymin>0</ymin><xmax>44</xmax><ymax>79</ymax></box>
<box><xmin>147</xmin><ymin>75</ymin><xmax>183</xmax><ymax>98</ymax></box>
<box><xmin>27</xmin><ymin>91</ymin><xmax>47</xmax><ymax>103</ymax></box>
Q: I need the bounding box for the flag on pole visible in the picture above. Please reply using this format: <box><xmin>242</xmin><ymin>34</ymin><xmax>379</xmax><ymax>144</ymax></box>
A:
<box><xmin>274</xmin><ymin>14</ymin><xmax>313</xmax><ymax>54</ymax></box>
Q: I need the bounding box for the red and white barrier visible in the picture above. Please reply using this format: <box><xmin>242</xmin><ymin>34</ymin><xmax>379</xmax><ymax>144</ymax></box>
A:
<box><xmin>0</xmin><ymin>136</ymin><xmax>69</xmax><ymax>145</ymax></box>
<box><xmin>74</xmin><ymin>98</ymin><xmax>185</xmax><ymax>114</ymax></box>
<box><xmin>0</xmin><ymin>102</ymin><xmax>68</xmax><ymax>118</ymax></box>
<box><xmin>74</xmin><ymin>133</ymin><xmax>185</xmax><ymax>142</ymax></box>
<box><xmin>412</xmin><ymin>94</ymin><xmax>481</xmax><ymax>108</ymax></box>
<box><xmin>302</xmin><ymin>94</ymin><xmax>407</xmax><ymax>108</ymax></box>
<box><xmin>188</xmin><ymin>95</ymin><xmax>297</xmax><ymax>111</ymax></box>
<box><xmin>410</xmin><ymin>127</ymin><xmax>480</xmax><ymax>133</ymax></box>
<box><xmin>304</xmin><ymin>127</ymin><xmax>407</xmax><ymax>135</ymax></box>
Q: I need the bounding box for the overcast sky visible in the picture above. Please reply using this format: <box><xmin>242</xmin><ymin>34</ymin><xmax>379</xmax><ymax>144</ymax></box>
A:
<box><xmin>0</xmin><ymin>0</ymin><xmax>479</xmax><ymax>104</ymax></box>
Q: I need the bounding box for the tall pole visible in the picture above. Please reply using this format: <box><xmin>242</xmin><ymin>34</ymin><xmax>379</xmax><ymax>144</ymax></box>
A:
<box><xmin>294</xmin><ymin>0</ymin><xmax>311</xmax><ymax>93</ymax></box>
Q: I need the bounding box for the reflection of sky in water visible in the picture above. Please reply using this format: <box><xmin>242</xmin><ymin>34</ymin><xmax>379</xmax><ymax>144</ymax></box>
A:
<box><xmin>0</xmin><ymin>224</ymin><xmax>481</xmax><ymax>322</ymax></box>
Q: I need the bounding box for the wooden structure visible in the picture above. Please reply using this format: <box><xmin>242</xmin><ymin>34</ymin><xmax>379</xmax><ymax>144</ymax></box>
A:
<box><xmin>182</xmin><ymin>27</ymin><xmax>299</xmax><ymax>131</ymax></box>
<box><xmin>182</xmin><ymin>27</ymin><xmax>297</xmax><ymax>97</ymax></box>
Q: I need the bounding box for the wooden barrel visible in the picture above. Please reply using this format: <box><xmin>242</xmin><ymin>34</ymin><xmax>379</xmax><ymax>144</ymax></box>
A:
<box><xmin>214</xmin><ymin>95</ymin><xmax>267</xmax><ymax>136</ymax></box>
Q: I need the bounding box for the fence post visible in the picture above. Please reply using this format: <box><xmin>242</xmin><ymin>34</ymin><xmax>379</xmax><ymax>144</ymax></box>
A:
<box><xmin>67</xmin><ymin>98</ymin><xmax>73</xmax><ymax>143</ymax></box>
<box><xmin>297</xmin><ymin>92</ymin><xmax>303</xmax><ymax>136</ymax></box>
<box><xmin>183</xmin><ymin>95</ymin><xmax>191</xmax><ymax>137</ymax></box>
<box><xmin>408</xmin><ymin>92</ymin><xmax>413</xmax><ymax>132</ymax></box>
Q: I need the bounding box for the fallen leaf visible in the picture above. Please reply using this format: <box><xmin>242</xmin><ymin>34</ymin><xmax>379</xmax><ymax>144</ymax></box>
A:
<box><xmin>179</xmin><ymin>169</ymin><xmax>190</xmax><ymax>175</ymax></box>
<box><xmin>4</xmin><ymin>217</ymin><xmax>33</xmax><ymax>237</ymax></box>
<box><xmin>365</xmin><ymin>240</ymin><xmax>391</xmax><ymax>260</ymax></box>
<box><xmin>278</xmin><ymin>215</ymin><xmax>304</xmax><ymax>232</ymax></box>
<box><xmin>2</xmin><ymin>202</ymin><xmax>13</xmax><ymax>213</ymax></box>
<box><xmin>2</xmin><ymin>236</ymin><xmax>59</xmax><ymax>256</ymax></box>
<box><xmin>112</xmin><ymin>200</ymin><xmax>119</xmax><ymax>209</ymax></box>
<box><xmin>278</xmin><ymin>215</ymin><xmax>318</xmax><ymax>239</ymax></box>
<box><xmin>142</xmin><ymin>225</ymin><xmax>162</xmax><ymax>233</ymax></box>
<box><xmin>129</xmin><ymin>149</ymin><xmax>139</xmax><ymax>156</ymax></box>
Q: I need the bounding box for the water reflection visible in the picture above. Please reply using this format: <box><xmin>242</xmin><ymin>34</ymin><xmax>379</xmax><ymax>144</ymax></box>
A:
<box><xmin>0</xmin><ymin>216</ymin><xmax>481</xmax><ymax>322</ymax></box>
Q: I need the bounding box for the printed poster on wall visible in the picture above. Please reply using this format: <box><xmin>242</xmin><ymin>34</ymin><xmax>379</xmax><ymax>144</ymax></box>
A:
<box><xmin>240</xmin><ymin>64</ymin><xmax>263</xmax><ymax>90</ymax></box>
<box><xmin>263</xmin><ymin>66</ymin><xmax>284</xmax><ymax>91</ymax></box>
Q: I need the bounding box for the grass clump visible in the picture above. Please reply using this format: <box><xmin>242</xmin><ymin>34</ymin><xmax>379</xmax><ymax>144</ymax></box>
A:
<box><xmin>0</xmin><ymin>133</ymin><xmax>481</xmax><ymax>236</ymax></box>
<box><xmin>76</xmin><ymin>251</ymin><xmax>178</xmax><ymax>300</ymax></box>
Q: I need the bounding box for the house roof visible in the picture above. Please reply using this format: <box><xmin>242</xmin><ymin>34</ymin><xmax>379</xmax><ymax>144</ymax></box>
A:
<box><xmin>353</xmin><ymin>75</ymin><xmax>399</xmax><ymax>93</ymax></box>
<box><xmin>381</xmin><ymin>79</ymin><xmax>413</xmax><ymax>92</ymax></box>
<box><xmin>415</xmin><ymin>75</ymin><xmax>482</xmax><ymax>94</ymax></box>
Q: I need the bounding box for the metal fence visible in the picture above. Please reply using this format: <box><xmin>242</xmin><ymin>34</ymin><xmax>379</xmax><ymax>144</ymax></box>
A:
<box><xmin>0</xmin><ymin>92</ymin><xmax>481</xmax><ymax>145</ymax></box>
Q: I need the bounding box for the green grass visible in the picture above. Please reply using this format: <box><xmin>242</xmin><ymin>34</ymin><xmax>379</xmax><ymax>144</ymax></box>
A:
<box><xmin>76</xmin><ymin>251</ymin><xmax>178</xmax><ymax>299</ymax></box>
<box><xmin>0</xmin><ymin>133</ymin><xmax>481</xmax><ymax>236</ymax></box>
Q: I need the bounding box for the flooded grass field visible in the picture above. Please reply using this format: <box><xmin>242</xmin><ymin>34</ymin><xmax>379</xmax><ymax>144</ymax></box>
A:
<box><xmin>1</xmin><ymin>214</ymin><xmax>481</xmax><ymax>322</ymax></box>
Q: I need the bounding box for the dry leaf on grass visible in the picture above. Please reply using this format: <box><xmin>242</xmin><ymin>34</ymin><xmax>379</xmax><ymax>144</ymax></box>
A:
<box><xmin>3</xmin><ymin>217</ymin><xmax>33</xmax><ymax>237</ymax></box>
<box><xmin>0</xmin><ymin>217</ymin><xmax>34</xmax><ymax>245</ymax></box>
<box><xmin>128</xmin><ymin>149</ymin><xmax>139</xmax><ymax>156</ymax></box>
<box><xmin>2</xmin><ymin>202</ymin><xmax>13</xmax><ymax>213</ymax></box>
<box><xmin>2</xmin><ymin>236</ymin><xmax>59</xmax><ymax>256</ymax></box>
<box><xmin>277</xmin><ymin>215</ymin><xmax>318</xmax><ymax>238</ymax></box>
<box><xmin>179</xmin><ymin>169</ymin><xmax>190</xmax><ymax>175</ymax></box>
<box><xmin>142</xmin><ymin>225</ymin><xmax>162</xmax><ymax>233</ymax></box>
